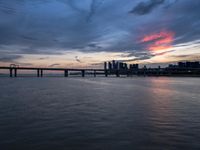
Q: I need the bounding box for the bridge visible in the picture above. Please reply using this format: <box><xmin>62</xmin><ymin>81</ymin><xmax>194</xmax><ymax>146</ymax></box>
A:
<box><xmin>0</xmin><ymin>65</ymin><xmax>109</xmax><ymax>77</ymax></box>
<box><xmin>1</xmin><ymin>64</ymin><xmax>200</xmax><ymax>77</ymax></box>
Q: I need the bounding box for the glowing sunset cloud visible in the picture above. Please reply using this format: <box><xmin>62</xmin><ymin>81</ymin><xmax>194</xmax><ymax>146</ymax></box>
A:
<box><xmin>141</xmin><ymin>30</ymin><xmax>175</xmax><ymax>51</ymax></box>
<box><xmin>149</xmin><ymin>45</ymin><xmax>172</xmax><ymax>51</ymax></box>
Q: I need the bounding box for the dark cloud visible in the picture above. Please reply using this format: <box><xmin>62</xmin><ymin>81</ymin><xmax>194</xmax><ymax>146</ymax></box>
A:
<box><xmin>129</xmin><ymin>0</ymin><xmax>165</xmax><ymax>15</ymax></box>
<box><xmin>87</xmin><ymin>0</ymin><xmax>97</xmax><ymax>22</ymax></box>
<box><xmin>164</xmin><ymin>0</ymin><xmax>178</xmax><ymax>9</ymax></box>
<box><xmin>123</xmin><ymin>55</ymin><xmax>152</xmax><ymax>62</ymax></box>
<box><xmin>17</xmin><ymin>62</ymin><xmax>33</xmax><ymax>66</ymax></box>
<box><xmin>86</xmin><ymin>0</ymin><xmax>105</xmax><ymax>22</ymax></box>
<box><xmin>49</xmin><ymin>63</ymin><xmax>60</xmax><ymax>67</ymax></box>
<box><xmin>0</xmin><ymin>54</ymin><xmax>22</xmax><ymax>62</ymax></box>
<box><xmin>39</xmin><ymin>57</ymin><xmax>49</xmax><ymax>60</ymax></box>
<box><xmin>63</xmin><ymin>0</ymin><xmax>86</xmax><ymax>13</ymax></box>
<box><xmin>0</xmin><ymin>1</ymin><xmax>20</xmax><ymax>15</ymax></box>
<box><xmin>116</xmin><ymin>51</ymin><xmax>153</xmax><ymax>63</ymax></box>
<box><xmin>21</xmin><ymin>35</ymin><xmax>38</xmax><ymax>41</ymax></box>
<box><xmin>88</xmin><ymin>43</ymin><xmax>98</xmax><ymax>48</ymax></box>
<box><xmin>87</xmin><ymin>43</ymin><xmax>102</xmax><ymax>49</ymax></box>
<box><xmin>0</xmin><ymin>5</ymin><xmax>16</xmax><ymax>15</ymax></box>
<box><xmin>121</xmin><ymin>51</ymin><xmax>152</xmax><ymax>58</ymax></box>
<box><xmin>91</xmin><ymin>62</ymin><xmax>103</xmax><ymax>66</ymax></box>
<box><xmin>119</xmin><ymin>50</ymin><xmax>175</xmax><ymax>62</ymax></box>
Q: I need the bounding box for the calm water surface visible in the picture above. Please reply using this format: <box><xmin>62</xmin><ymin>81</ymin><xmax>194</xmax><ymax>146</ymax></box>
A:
<box><xmin>0</xmin><ymin>77</ymin><xmax>200</xmax><ymax>150</ymax></box>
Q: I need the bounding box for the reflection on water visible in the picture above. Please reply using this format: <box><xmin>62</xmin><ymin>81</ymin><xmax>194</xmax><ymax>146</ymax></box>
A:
<box><xmin>0</xmin><ymin>77</ymin><xmax>200</xmax><ymax>150</ymax></box>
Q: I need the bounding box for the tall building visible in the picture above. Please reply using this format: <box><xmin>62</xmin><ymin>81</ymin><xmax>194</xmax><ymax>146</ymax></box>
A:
<box><xmin>130</xmin><ymin>64</ymin><xmax>139</xmax><ymax>70</ymax></box>
<box><xmin>108</xmin><ymin>62</ymin><xmax>112</xmax><ymax>70</ymax></box>
<box><xmin>105</xmin><ymin>60</ymin><xmax>139</xmax><ymax>71</ymax></box>
<box><xmin>112</xmin><ymin>60</ymin><xmax>115</xmax><ymax>70</ymax></box>
<box><xmin>115</xmin><ymin>62</ymin><xmax>119</xmax><ymax>70</ymax></box>
<box><xmin>178</xmin><ymin>62</ymin><xmax>185</xmax><ymax>68</ymax></box>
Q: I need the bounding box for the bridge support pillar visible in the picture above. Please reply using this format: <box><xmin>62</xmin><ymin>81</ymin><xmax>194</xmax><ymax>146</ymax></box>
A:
<box><xmin>127</xmin><ymin>71</ymin><xmax>129</xmax><ymax>77</ymax></box>
<box><xmin>9</xmin><ymin>68</ymin><xmax>13</xmax><ymax>77</ymax></box>
<box><xmin>81</xmin><ymin>70</ymin><xmax>85</xmax><ymax>77</ymax></box>
<box><xmin>144</xmin><ymin>70</ymin><xmax>146</xmax><ymax>77</ymax></box>
<box><xmin>64</xmin><ymin>70</ymin><xmax>68</xmax><ymax>77</ymax></box>
<box><xmin>40</xmin><ymin>69</ymin><xmax>43</xmax><ymax>77</ymax></box>
<box><xmin>116</xmin><ymin>70</ymin><xmax>120</xmax><ymax>77</ymax></box>
<box><xmin>14</xmin><ymin>69</ymin><xmax>17</xmax><ymax>77</ymax></box>
<box><xmin>37</xmin><ymin>69</ymin><xmax>40</xmax><ymax>77</ymax></box>
<box><xmin>105</xmin><ymin>70</ymin><xmax>108</xmax><ymax>77</ymax></box>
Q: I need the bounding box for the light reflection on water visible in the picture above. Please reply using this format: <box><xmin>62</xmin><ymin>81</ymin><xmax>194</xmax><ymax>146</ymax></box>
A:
<box><xmin>0</xmin><ymin>77</ymin><xmax>200</xmax><ymax>150</ymax></box>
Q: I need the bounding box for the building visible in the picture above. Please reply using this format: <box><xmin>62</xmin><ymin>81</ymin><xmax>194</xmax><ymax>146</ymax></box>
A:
<box><xmin>168</xmin><ymin>61</ymin><xmax>200</xmax><ymax>69</ymax></box>
<box><xmin>105</xmin><ymin>60</ymin><xmax>138</xmax><ymax>71</ymax></box>
<box><xmin>129</xmin><ymin>64</ymin><xmax>139</xmax><ymax>70</ymax></box>
<box><xmin>178</xmin><ymin>61</ymin><xmax>200</xmax><ymax>68</ymax></box>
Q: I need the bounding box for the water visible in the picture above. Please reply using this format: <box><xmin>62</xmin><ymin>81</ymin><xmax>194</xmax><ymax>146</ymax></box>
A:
<box><xmin>0</xmin><ymin>77</ymin><xmax>200</xmax><ymax>150</ymax></box>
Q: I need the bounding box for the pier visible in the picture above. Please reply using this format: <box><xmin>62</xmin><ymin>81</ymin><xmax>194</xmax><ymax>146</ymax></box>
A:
<box><xmin>0</xmin><ymin>66</ymin><xmax>112</xmax><ymax>77</ymax></box>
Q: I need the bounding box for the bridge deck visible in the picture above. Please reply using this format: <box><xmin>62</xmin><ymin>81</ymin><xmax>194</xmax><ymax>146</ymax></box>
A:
<box><xmin>0</xmin><ymin>66</ymin><xmax>104</xmax><ymax>71</ymax></box>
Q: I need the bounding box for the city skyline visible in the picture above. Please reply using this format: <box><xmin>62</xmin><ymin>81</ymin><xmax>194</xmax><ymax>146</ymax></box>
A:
<box><xmin>0</xmin><ymin>0</ymin><xmax>200</xmax><ymax>68</ymax></box>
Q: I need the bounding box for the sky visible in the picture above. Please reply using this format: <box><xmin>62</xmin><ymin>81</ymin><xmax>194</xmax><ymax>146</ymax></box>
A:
<box><xmin>0</xmin><ymin>0</ymin><xmax>200</xmax><ymax>68</ymax></box>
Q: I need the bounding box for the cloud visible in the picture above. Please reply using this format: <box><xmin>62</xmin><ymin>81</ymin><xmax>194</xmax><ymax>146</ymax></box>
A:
<box><xmin>0</xmin><ymin>0</ymin><xmax>199</xmax><ymax>54</ymax></box>
<box><xmin>129</xmin><ymin>0</ymin><xmax>165</xmax><ymax>15</ymax></box>
<box><xmin>63</xmin><ymin>0</ymin><xmax>86</xmax><ymax>13</ymax></box>
<box><xmin>154</xmin><ymin>50</ymin><xmax>175</xmax><ymax>56</ymax></box>
<box><xmin>48</xmin><ymin>63</ymin><xmax>60</xmax><ymax>67</ymax></box>
<box><xmin>164</xmin><ymin>0</ymin><xmax>178</xmax><ymax>9</ymax></box>
<box><xmin>0</xmin><ymin>1</ymin><xmax>18</xmax><ymax>15</ymax></box>
<box><xmin>140</xmin><ymin>30</ymin><xmax>175</xmax><ymax>51</ymax></box>
<box><xmin>0</xmin><ymin>0</ymin><xmax>200</xmax><ymax>66</ymax></box>
<box><xmin>86</xmin><ymin>0</ymin><xmax>105</xmax><ymax>22</ymax></box>
<box><xmin>17</xmin><ymin>62</ymin><xmax>33</xmax><ymax>66</ymax></box>
<box><xmin>0</xmin><ymin>54</ymin><xmax>22</xmax><ymax>62</ymax></box>
<box><xmin>119</xmin><ymin>50</ymin><xmax>175</xmax><ymax>63</ymax></box>
<box><xmin>75</xmin><ymin>56</ymin><xmax>81</xmax><ymax>63</ymax></box>
<box><xmin>168</xmin><ymin>54</ymin><xmax>200</xmax><ymax>61</ymax></box>
<box><xmin>91</xmin><ymin>62</ymin><xmax>103</xmax><ymax>66</ymax></box>
<box><xmin>39</xmin><ymin>57</ymin><xmax>49</xmax><ymax>60</ymax></box>
<box><xmin>123</xmin><ymin>55</ymin><xmax>152</xmax><ymax>62</ymax></box>
<box><xmin>116</xmin><ymin>51</ymin><xmax>153</xmax><ymax>62</ymax></box>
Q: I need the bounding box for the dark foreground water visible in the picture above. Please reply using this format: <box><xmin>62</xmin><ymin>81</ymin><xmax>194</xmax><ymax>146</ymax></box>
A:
<box><xmin>0</xmin><ymin>77</ymin><xmax>200</xmax><ymax>150</ymax></box>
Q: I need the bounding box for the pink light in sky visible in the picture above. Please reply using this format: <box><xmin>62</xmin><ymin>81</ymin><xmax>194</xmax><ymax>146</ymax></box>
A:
<box><xmin>141</xmin><ymin>30</ymin><xmax>175</xmax><ymax>51</ymax></box>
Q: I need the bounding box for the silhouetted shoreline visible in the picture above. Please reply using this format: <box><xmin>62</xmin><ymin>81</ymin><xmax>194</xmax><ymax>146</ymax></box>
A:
<box><xmin>0</xmin><ymin>61</ymin><xmax>200</xmax><ymax>77</ymax></box>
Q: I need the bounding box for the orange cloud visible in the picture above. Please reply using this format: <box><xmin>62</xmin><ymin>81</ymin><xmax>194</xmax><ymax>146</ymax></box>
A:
<box><xmin>149</xmin><ymin>45</ymin><xmax>172</xmax><ymax>51</ymax></box>
<box><xmin>141</xmin><ymin>30</ymin><xmax>175</xmax><ymax>51</ymax></box>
